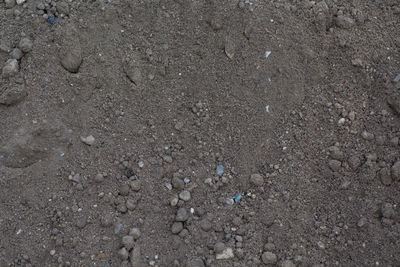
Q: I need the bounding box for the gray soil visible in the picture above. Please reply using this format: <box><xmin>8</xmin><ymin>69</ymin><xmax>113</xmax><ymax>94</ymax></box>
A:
<box><xmin>1</xmin><ymin>0</ymin><xmax>400</xmax><ymax>266</ymax></box>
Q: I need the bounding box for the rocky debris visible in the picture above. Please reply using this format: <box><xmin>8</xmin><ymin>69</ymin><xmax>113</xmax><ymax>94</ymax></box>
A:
<box><xmin>129</xmin><ymin>228</ymin><xmax>141</xmax><ymax>240</ymax></box>
<box><xmin>176</xmin><ymin>208</ymin><xmax>189</xmax><ymax>222</ymax></box>
<box><xmin>56</xmin><ymin>2</ymin><xmax>70</xmax><ymax>15</ymax></box>
<box><xmin>119</xmin><ymin>184</ymin><xmax>130</xmax><ymax>196</ymax></box>
<box><xmin>328</xmin><ymin>159</ymin><xmax>342</xmax><ymax>172</ymax></box>
<box><xmin>61</xmin><ymin>47</ymin><xmax>82</xmax><ymax>73</ymax></box>
<box><xmin>199</xmin><ymin>218</ymin><xmax>212</xmax><ymax>232</ymax></box>
<box><xmin>171</xmin><ymin>222</ymin><xmax>183</xmax><ymax>234</ymax></box>
<box><xmin>262</xmin><ymin>251</ymin><xmax>277</xmax><ymax>264</ymax></box>
<box><xmin>329</xmin><ymin>146</ymin><xmax>344</xmax><ymax>160</ymax></box>
<box><xmin>391</xmin><ymin>161</ymin><xmax>400</xmax><ymax>181</ymax></box>
<box><xmin>281</xmin><ymin>260</ymin><xmax>296</xmax><ymax>267</ymax></box>
<box><xmin>130</xmin><ymin>245</ymin><xmax>145</xmax><ymax>266</ymax></box>
<box><xmin>123</xmin><ymin>52</ymin><xmax>143</xmax><ymax>85</ymax></box>
<box><xmin>172</xmin><ymin>176</ymin><xmax>185</xmax><ymax>190</ymax></box>
<box><xmin>357</xmin><ymin>217</ymin><xmax>368</xmax><ymax>228</ymax></box>
<box><xmin>224</xmin><ymin>37</ymin><xmax>235</xmax><ymax>59</ymax></box>
<box><xmin>214</xmin><ymin>242</ymin><xmax>225</xmax><ymax>254</ymax></box>
<box><xmin>80</xmin><ymin>135</ymin><xmax>95</xmax><ymax>145</ymax></box>
<box><xmin>100</xmin><ymin>214</ymin><xmax>113</xmax><ymax>227</ymax></box>
<box><xmin>11</xmin><ymin>48</ymin><xmax>23</xmax><ymax>60</ymax></box>
<box><xmin>122</xmin><ymin>235</ymin><xmax>135</xmax><ymax>250</ymax></box>
<box><xmin>16</xmin><ymin>0</ymin><xmax>26</xmax><ymax>5</ymax></box>
<box><xmin>129</xmin><ymin>180</ymin><xmax>142</xmax><ymax>192</ymax></box>
<box><xmin>18</xmin><ymin>37</ymin><xmax>33</xmax><ymax>53</ymax></box>
<box><xmin>387</xmin><ymin>95</ymin><xmax>400</xmax><ymax>116</ymax></box>
<box><xmin>393</xmin><ymin>74</ymin><xmax>400</xmax><ymax>84</ymax></box>
<box><xmin>118</xmin><ymin>247</ymin><xmax>129</xmax><ymax>260</ymax></box>
<box><xmin>215</xmin><ymin>247</ymin><xmax>234</xmax><ymax>260</ymax></box>
<box><xmin>94</xmin><ymin>173</ymin><xmax>105</xmax><ymax>183</ymax></box>
<box><xmin>378</xmin><ymin>168</ymin><xmax>392</xmax><ymax>185</ymax></box>
<box><xmin>186</xmin><ymin>257</ymin><xmax>205</xmax><ymax>267</ymax></box>
<box><xmin>361</xmin><ymin>131</ymin><xmax>374</xmax><ymax>140</ymax></box>
<box><xmin>2</xmin><ymin>59</ymin><xmax>19</xmax><ymax>78</ymax></box>
<box><xmin>335</xmin><ymin>15</ymin><xmax>355</xmax><ymax>29</ymax></box>
<box><xmin>179</xmin><ymin>190</ymin><xmax>191</xmax><ymax>201</ymax></box>
<box><xmin>250</xmin><ymin>173</ymin><xmax>264</xmax><ymax>186</ymax></box>
<box><xmin>348</xmin><ymin>155</ymin><xmax>361</xmax><ymax>170</ymax></box>
<box><xmin>381</xmin><ymin>203</ymin><xmax>395</xmax><ymax>219</ymax></box>
<box><xmin>5</xmin><ymin>0</ymin><xmax>16</xmax><ymax>9</ymax></box>
<box><xmin>0</xmin><ymin>84</ymin><xmax>27</xmax><ymax>106</ymax></box>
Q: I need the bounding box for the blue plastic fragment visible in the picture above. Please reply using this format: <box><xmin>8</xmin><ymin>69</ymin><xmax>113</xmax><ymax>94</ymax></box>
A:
<box><xmin>47</xmin><ymin>17</ymin><xmax>55</xmax><ymax>24</ymax></box>
<box><xmin>217</xmin><ymin>164</ymin><xmax>224</xmax><ymax>177</ymax></box>
<box><xmin>232</xmin><ymin>193</ymin><xmax>242</xmax><ymax>203</ymax></box>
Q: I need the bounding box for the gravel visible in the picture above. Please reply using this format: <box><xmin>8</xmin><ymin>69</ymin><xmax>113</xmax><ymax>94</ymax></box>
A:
<box><xmin>348</xmin><ymin>155</ymin><xmax>361</xmax><ymax>170</ymax></box>
<box><xmin>129</xmin><ymin>180</ymin><xmax>142</xmax><ymax>192</ymax></box>
<box><xmin>11</xmin><ymin>48</ymin><xmax>23</xmax><ymax>60</ymax></box>
<box><xmin>215</xmin><ymin>247</ymin><xmax>234</xmax><ymax>260</ymax></box>
<box><xmin>5</xmin><ymin>0</ymin><xmax>16</xmax><ymax>9</ymax></box>
<box><xmin>261</xmin><ymin>251</ymin><xmax>277</xmax><ymax>264</ymax></box>
<box><xmin>328</xmin><ymin>159</ymin><xmax>342</xmax><ymax>172</ymax></box>
<box><xmin>391</xmin><ymin>161</ymin><xmax>400</xmax><ymax>181</ymax></box>
<box><xmin>129</xmin><ymin>228</ymin><xmax>141</xmax><ymax>240</ymax></box>
<box><xmin>61</xmin><ymin>48</ymin><xmax>82</xmax><ymax>73</ymax></box>
<box><xmin>94</xmin><ymin>173</ymin><xmax>104</xmax><ymax>183</ymax></box>
<box><xmin>171</xmin><ymin>222</ymin><xmax>183</xmax><ymax>234</ymax></box>
<box><xmin>118</xmin><ymin>247</ymin><xmax>129</xmax><ymax>260</ymax></box>
<box><xmin>186</xmin><ymin>257</ymin><xmax>205</xmax><ymax>267</ymax></box>
<box><xmin>179</xmin><ymin>190</ymin><xmax>191</xmax><ymax>201</ymax></box>
<box><xmin>378</xmin><ymin>168</ymin><xmax>392</xmax><ymax>185</ymax></box>
<box><xmin>199</xmin><ymin>218</ymin><xmax>212</xmax><ymax>232</ymax></box>
<box><xmin>2</xmin><ymin>59</ymin><xmax>19</xmax><ymax>78</ymax></box>
<box><xmin>172</xmin><ymin>177</ymin><xmax>184</xmax><ymax>190</ymax></box>
<box><xmin>176</xmin><ymin>208</ymin><xmax>189</xmax><ymax>222</ymax></box>
<box><xmin>80</xmin><ymin>135</ymin><xmax>95</xmax><ymax>145</ymax></box>
<box><xmin>381</xmin><ymin>203</ymin><xmax>395</xmax><ymax>219</ymax></box>
<box><xmin>18</xmin><ymin>37</ymin><xmax>33</xmax><ymax>53</ymax></box>
<box><xmin>250</xmin><ymin>173</ymin><xmax>264</xmax><ymax>186</ymax></box>
<box><xmin>214</xmin><ymin>242</ymin><xmax>225</xmax><ymax>254</ymax></box>
<box><xmin>119</xmin><ymin>184</ymin><xmax>130</xmax><ymax>196</ymax></box>
<box><xmin>122</xmin><ymin>235</ymin><xmax>135</xmax><ymax>250</ymax></box>
<box><xmin>361</xmin><ymin>131</ymin><xmax>374</xmax><ymax>140</ymax></box>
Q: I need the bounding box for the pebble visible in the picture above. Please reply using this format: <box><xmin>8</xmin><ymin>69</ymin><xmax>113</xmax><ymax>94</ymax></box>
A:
<box><xmin>224</xmin><ymin>39</ymin><xmax>235</xmax><ymax>59</ymax></box>
<box><xmin>11</xmin><ymin>48</ymin><xmax>23</xmax><ymax>60</ymax></box>
<box><xmin>130</xmin><ymin>246</ymin><xmax>144</xmax><ymax>266</ymax></box>
<box><xmin>129</xmin><ymin>180</ymin><xmax>142</xmax><ymax>192</ymax></box>
<box><xmin>214</xmin><ymin>242</ymin><xmax>225</xmax><ymax>254</ymax></box>
<box><xmin>94</xmin><ymin>173</ymin><xmax>104</xmax><ymax>183</ymax></box>
<box><xmin>126</xmin><ymin>199</ymin><xmax>136</xmax><ymax>210</ymax></box>
<box><xmin>217</xmin><ymin>164</ymin><xmax>224</xmax><ymax>176</ymax></box>
<box><xmin>199</xmin><ymin>219</ymin><xmax>212</xmax><ymax>232</ymax></box>
<box><xmin>170</xmin><ymin>197</ymin><xmax>179</xmax><ymax>207</ymax></box>
<box><xmin>381</xmin><ymin>203</ymin><xmax>394</xmax><ymax>219</ymax></box>
<box><xmin>179</xmin><ymin>190</ymin><xmax>191</xmax><ymax>201</ymax></box>
<box><xmin>61</xmin><ymin>47</ymin><xmax>82</xmax><ymax>73</ymax></box>
<box><xmin>163</xmin><ymin>155</ymin><xmax>173</xmax><ymax>163</ymax></box>
<box><xmin>357</xmin><ymin>217</ymin><xmax>367</xmax><ymax>228</ymax></box>
<box><xmin>390</xmin><ymin>137</ymin><xmax>399</xmax><ymax>146</ymax></box>
<box><xmin>250</xmin><ymin>173</ymin><xmax>264</xmax><ymax>186</ymax></box>
<box><xmin>0</xmin><ymin>84</ymin><xmax>27</xmax><ymax>105</ymax></box>
<box><xmin>18</xmin><ymin>37</ymin><xmax>33</xmax><ymax>53</ymax></box>
<box><xmin>391</xmin><ymin>161</ymin><xmax>400</xmax><ymax>181</ymax></box>
<box><xmin>378</xmin><ymin>168</ymin><xmax>392</xmax><ymax>185</ymax></box>
<box><xmin>119</xmin><ymin>184</ymin><xmax>130</xmax><ymax>196</ymax></box>
<box><xmin>122</xmin><ymin>235</ymin><xmax>135</xmax><ymax>250</ymax></box>
<box><xmin>2</xmin><ymin>59</ymin><xmax>19</xmax><ymax>78</ymax></box>
<box><xmin>393</xmin><ymin>74</ymin><xmax>400</xmax><ymax>84</ymax></box>
<box><xmin>100</xmin><ymin>214</ymin><xmax>113</xmax><ymax>227</ymax></box>
<box><xmin>361</xmin><ymin>131</ymin><xmax>374</xmax><ymax>140</ymax></box>
<box><xmin>328</xmin><ymin>146</ymin><xmax>344</xmax><ymax>160</ymax></box>
<box><xmin>215</xmin><ymin>247</ymin><xmax>234</xmax><ymax>260</ymax></box>
<box><xmin>5</xmin><ymin>0</ymin><xmax>16</xmax><ymax>8</ymax></box>
<box><xmin>118</xmin><ymin>247</ymin><xmax>129</xmax><ymax>260</ymax></box>
<box><xmin>261</xmin><ymin>252</ymin><xmax>277</xmax><ymax>264</ymax></box>
<box><xmin>76</xmin><ymin>217</ymin><xmax>87</xmax><ymax>229</ymax></box>
<box><xmin>16</xmin><ymin>0</ymin><xmax>25</xmax><ymax>5</ymax></box>
<box><xmin>186</xmin><ymin>257</ymin><xmax>205</xmax><ymax>267</ymax></box>
<box><xmin>176</xmin><ymin>208</ymin><xmax>189</xmax><ymax>222</ymax></box>
<box><xmin>348</xmin><ymin>155</ymin><xmax>361</xmax><ymax>170</ymax></box>
<box><xmin>172</xmin><ymin>177</ymin><xmax>184</xmax><ymax>190</ymax></box>
<box><xmin>129</xmin><ymin>228</ymin><xmax>141</xmax><ymax>240</ymax></box>
<box><xmin>171</xmin><ymin>222</ymin><xmax>183</xmax><ymax>234</ymax></box>
<box><xmin>335</xmin><ymin>15</ymin><xmax>355</xmax><ymax>29</ymax></box>
<box><xmin>80</xmin><ymin>135</ymin><xmax>95</xmax><ymax>145</ymax></box>
<box><xmin>328</xmin><ymin>159</ymin><xmax>342</xmax><ymax>172</ymax></box>
<box><xmin>281</xmin><ymin>260</ymin><xmax>296</xmax><ymax>267</ymax></box>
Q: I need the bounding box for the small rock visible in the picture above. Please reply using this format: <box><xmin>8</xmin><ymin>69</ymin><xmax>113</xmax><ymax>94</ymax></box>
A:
<box><xmin>357</xmin><ymin>217</ymin><xmax>367</xmax><ymax>228</ymax></box>
<box><xmin>214</xmin><ymin>242</ymin><xmax>225</xmax><ymax>254</ymax></box>
<box><xmin>391</xmin><ymin>161</ymin><xmax>400</xmax><ymax>181</ymax></box>
<box><xmin>61</xmin><ymin>47</ymin><xmax>82</xmax><ymax>73</ymax></box>
<box><xmin>328</xmin><ymin>159</ymin><xmax>342</xmax><ymax>172</ymax></box>
<box><xmin>264</xmin><ymin>243</ymin><xmax>276</xmax><ymax>251</ymax></box>
<box><xmin>56</xmin><ymin>1</ymin><xmax>69</xmax><ymax>15</ymax></box>
<box><xmin>393</xmin><ymin>74</ymin><xmax>400</xmax><ymax>84</ymax></box>
<box><xmin>281</xmin><ymin>260</ymin><xmax>296</xmax><ymax>267</ymax></box>
<box><xmin>130</xmin><ymin>245</ymin><xmax>145</xmax><ymax>267</ymax></box>
<box><xmin>348</xmin><ymin>111</ymin><xmax>356</xmax><ymax>121</ymax></box>
<box><xmin>335</xmin><ymin>15</ymin><xmax>355</xmax><ymax>29</ymax></box>
<box><xmin>171</xmin><ymin>222</ymin><xmax>183</xmax><ymax>234</ymax></box>
<box><xmin>328</xmin><ymin>146</ymin><xmax>344</xmax><ymax>160</ymax></box>
<box><xmin>361</xmin><ymin>131</ymin><xmax>374</xmax><ymax>140</ymax></box>
<box><xmin>172</xmin><ymin>177</ymin><xmax>185</xmax><ymax>190</ymax></box>
<box><xmin>119</xmin><ymin>184</ymin><xmax>130</xmax><ymax>196</ymax></box>
<box><xmin>250</xmin><ymin>173</ymin><xmax>264</xmax><ymax>186</ymax></box>
<box><xmin>176</xmin><ymin>208</ymin><xmax>189</xmax><ymax>222</ymax></box>
<box><xmin>129</xmin><ymin>180</ymin><xmax>142</xmax><ymax>192</ymax></box>
<box><xmin>381</xmin><ymin>203</ymin><xmax>395</xmax><ymax>219</ymax></box>
<box><xmin>199</xmin><ymin>219</ymin><xmax>212</xmax><ymax>232</ymax></box>
<box><xmin>129</xmin><ymin>228</ymin><xmax>141</xmax><ymax>240</ymax></box>
<box><xmin>118</xmin><ymin>247</ymin><xmax>129</xmax><ymax>261</ymax></box>
<box><xmin>170</xmin><ymin>196</ymin><xmax>179</xmax><ymax>207</ymax></box>
<box><xmin>94</xmin><ymin>173</ymin><xmax>104</xmax><ymax>183</ymax></box>
<box><xmin>100</xmin><ymin>214</ymin><xmax>113</xmax><ymax>227</ymax></box>
<box><xmin>11</xmin><ymin>48</ymin><xmax>23</xmax><ymax>60</ymax></box>
<box><xmin>179</xmin><ymin>190</ymin><xmax>191</xmax><ymax>201</ymax></box>
<box><xmin>215</xmin><ymin>248</ymin><xmax>234</xmax><ymax>260</ymax></box>
<box><xmin>80</xmin><ymin>135</ymin><xmax>95</xmax><ymax>145</ymax></box>
<box><xmin>18</xmin><ymin>37</ymin><xmax>33</xmax><ymax>53</ymax></box>
<box><xmin>261</xmin><ymin>252</ymin><xmax>277</xmax><ymax>264</ymax></box>
<box><xmin>2</xmin><ymin>59</ymin><xmax>19</xmax><ymax>78</ymax></box>
<box><xmin>16</xmin><ymin>0</ymin><xmax>25</xmax><ymax>5</ymax></box>
<box><xmin>186</xmin><ymin>257</ymin><xmax>205</xmax><ymax>267</ymax></box>
<box><xmin>224</xmin><ymin>38</ymin><xmax>235</xmax><ymax>59</ymax></box>
<box><xmin>390</xmin><ymin>137</ymin><xmax>399</xmax><ymax>146</ymax></box>
<box><xmin>126</xmin><ymin>199</ymin><xmax>137</xmax><ymax>210</ymax></box>
<box><xmin>378</xmin><ymin>168</ymin><xmax>392</xmax><ymax>185</ymax></box>
<box><xmin>76</xmin><ymin>217</ymin><xmax>87</xmax><ymax>229</ymax></box>
<box><xmin>217</xmin><ymin>164</ymin><xmax>224</xmax><ymax>176</ymax></box>
<box><xmin>5</xmin><ymin>0</ymin><xmax>16</xmax><ymax>9</ymax></box>
<box><xmin>348</xmin><ymin>155</ymin><xmax>361</xmax><ymax>170</ymax></box>
<box><xmin>0</xmin><ymin>85</ymin><xmax>27</xmax><ymax>106</ymax></box>
<box><xmin>122</xmin><ymin>235</ymin><xmax>135</xmax><ymax>250</ymax></box>
<box><xmin>387</xmin><ymin>95</ymin><xmax>400</xmax><ymax>116</ymax></box>
<box><xmin>163</xmin><ymin>155</ymin><xmax>173</xmax><ymax>163</ymax></box>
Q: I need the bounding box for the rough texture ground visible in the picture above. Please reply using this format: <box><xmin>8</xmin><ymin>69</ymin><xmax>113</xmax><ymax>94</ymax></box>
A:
<box><xmin>1</xmin><ymin>0</ymin><xmax>400</xmax><ymax>266</ymax></box>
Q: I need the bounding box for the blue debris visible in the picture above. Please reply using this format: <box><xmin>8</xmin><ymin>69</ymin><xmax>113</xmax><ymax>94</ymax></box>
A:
<box><xmin>217</xmin><ymin>164</ymin><xmax>224</xmax><ymax>177</ymax></box>
<box><xmin>47</xmin><ymin>17</ymin><xmax>56</xmax><ymax>24</ymax></box>
<box><xmin>232</xmin><ymin>193</ymin><xmax>242</xmax><ymax>203</ymax></box>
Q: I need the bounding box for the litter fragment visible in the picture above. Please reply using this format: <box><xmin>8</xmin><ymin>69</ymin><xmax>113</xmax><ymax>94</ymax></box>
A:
<box><xmin>47</xmin><ymin>17</ymin><xmax>55</xmax><ymax>24</ymax></box>
<box><xmin>184</xmin><ymin>177</ymin><xmax>191</xmax><ymax>184</ymax></box>
<box><xmin>232</xmin><ymin>193</ymin><xmax>242</xmax><ymax>203</ymax></box>
<box><xmin>217</xmin><ymin>164</ymin><xmax>224</xmax><ymax>177</ymax></box>
<box><xmin>265</xmin><ymin>105</ymin><xmax>269</xmax><ymax>112</ymax></box>
<box><xmin>265</xmin><ymin>51</ymin><xmax>271</xmax><ymax>59</ymax></box>
<box><xmin>393</xmin><ymin>74</ymin><xmax>400</xmax><ymax>84</ymax></box>
<box><xmin>165</xmin><ymin>183</ymin><xmax>172</xmax><ymax>190</ymax></box>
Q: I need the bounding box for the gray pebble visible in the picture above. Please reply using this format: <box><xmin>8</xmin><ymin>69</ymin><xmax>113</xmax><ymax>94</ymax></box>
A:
<box><xmin>264</xmin><ymin>243</ymin><xmax>275</xmax><ymax>251</ymax></box>
<box><xmin>172</xmin><ymin>177</ymin><xmax>184</xmax><ymax>190</ymax></box>
<box><xmin>382</xmin><ymin>203</ymin><xmax>395</xmax><ymax>219</ymax></box>
<box><xmin>130</xmin><ymin>245</ymin><xmax>144</xmax><ymax>266</ymax></box>
<box><xmin>335</xmin><ymin>15</ymin><xmax>354</xmax><ymax>29</ymax></box>
<box><xmin>114</xmin><ymin>223</ymin><xmax>123</xmax><ymax>234</ymax></box>
<box><xmin>5</xmin><ymin>0</ymin><xmax>16</xmax><ymax>8</ymax></box>
<box><xmin>328</xmin><ymin>146</ymin><xmax>344</xmax><ymax>160</ymax></box>
<box><xmin>37</xmin><ymin>2</ymin><xmax>45</xmax><ymax>10</ymax></box>
<box><xmin>390</xmin><ymin>137</ymin><xmax>399</xmax><ymax>146</ymax></box>
<box><xmin>357</xmin><ymin>217</ymin><xmax>367</xmax><ymax>228</ymax></box>
<box><xmin>328</xmin><ymin>159</ymin><xmax>342</xmax><ymax>172</ymax></box>
<box><xmin>122</xmin><ymin>235</ymin><xmax>135</xmax><ymax>250</ymax></box>
<box><xmin>171</xmin><ymin>222</ymin><xmax>183</xmax><ymax>234</ymax></box>
<box><xmin>119</xmin><ymin>184</ymin><xmax>130</xmax><ymax>196</ymax></box>
<box><xmin>199</xmin><ymin>219</ymin><xmax>212</xmax><ymax>232</ymax></box>
<box><xmin>163</xmin><ymin>155</ymin><xmax>173</xmax><ymax>163</ymax></box>
<box><xmin>361</xmin><ymin>131</ymin><xmax>374</xmax><ymax>140</ymax></box>
<box><xmin>11</xmin><ymin>48</ymin><xmax>23</xmax><ymax>60</ymax></box>
<box><xmin>179</xmin><ymin>190</ymin><xmax>191</xmax><ymax>201</ymax></box>
<box><xmin>129</xmin><ymin>180</ymin><xmax>141</xmax><ymax>192</ymax></box>
<box><xmin>391</xmin><ymin>161</ymin><xmax>400</xmax><ymax>181</ymax></box>
<box><xmin>378</xmin><ymin>168</ymin><xmax>392</xmax><ymax>185</ymax></box>
<box><xmin>80</xmin><ymin>135</ymin><xmax>95</xmax><ymax>145</ymax></box>
<box><xmin>75</xmin><ymin>217</ymin><xmax>87</xmax><ymax>229</ymax></box>
<box><xmin>2</xmin><ymin>59</ymin><xmax>19</xmax><ymax>78</ymax></box>
<box><xmin>100</xmin><ymin>214</ymin><xmax>113</xmax><ymax>227</ymax></box>
<box><xmin>250</xmin><ymin>173</ymin><xmax>264</xmax><ymax>186</ymax></box>
<box><xmin>117</xmin><ymin>204</ymin><xmax>127</xmax><ymax>213</ymax></box>
<box><xmin>186</xmin><ymin>257</ymin><xmax>205</xmax><ymax>267</ymax></box>
<box><xmin>94</xmin><ymin>173</ymin><xmax>104</xmax><ymax>183</ymax></box>
<box><xmin>214</xmin><ymin>242</ymin><xmax>225</xmax><ymax>254</ymax></box>
<box><xmin>281</xmin><ymin>260</ymin><xmax>296</xmax><ymax>267</ymax></box>
<box><xmin>176</xmin><ymin>208</ymin><xmax>189</xmax><ymax>222</ymax></box>
<box><xmin>129</xmin><ymin>228</ymin><xmax>141</xmax><ymax>240</ymax></box>
<box><xmin>261</xmin><ymin>252</ymin><xmax>277</xmax><ymax>264</ymax></box>
<box><xmin>393</xmin><ymin>74</ymin><xmax>400</xmax><ymax>84</ymax></box>
<box><xmin>126</xmin><ymin>199</ymin><xmax>136</xmax><ymax>210</ymax></box>
<box><xmin>18</xmin><ymin>37</ymin><xmax>33</xmax><ymax>53</ymax></box>
<box><xmin>61</xmin><ymin>48</ymin><xmax>82</xmax><ymax>73</ymax></box>
<box><xmin>348</xmin><ymin>155</ymin><xmax>361</xmax><ymax>170</ymax></box>
<box><xmin>118</xmin><ymin>247</ymin><xmax>129</xmax><ymax>260</ymax></box>
<box><xmin>56</xmin><ymin>1</ymin><xmax>69</xmax><ymax>15</ymax></box>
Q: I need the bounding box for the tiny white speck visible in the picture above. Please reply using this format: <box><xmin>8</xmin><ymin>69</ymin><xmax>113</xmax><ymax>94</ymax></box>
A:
<box><xmin>178</xmin><ymin>73</ymin><xmax>182</xmax><ymax>76</ymax></box>
<box><xmin>78</xmin><ymin>208</ymin><xmax>82</xmax><ymax>212</ymax></box>
<box><xmin>270</xmin><ymin>19</ymin><xmax>274</xmax><ymax>22</ymax></box>
<box><xmin>265</xmin><ymin>105</ymin><xmax>270</xmax><ymax>112</ymax></box>
<box><xmin>265</xmin><ymin>51</ymin><xmax>272</xmax><ymax>59</ymax></box>
<box><xmin>16</xmin><ymin>229</ymin><xmax>22</xmax><ymax>235</ymax></box>
<box><xmin>190</xmin><ymin>208</ymin><xmax>195</xmax><ymax>213</ymax></box>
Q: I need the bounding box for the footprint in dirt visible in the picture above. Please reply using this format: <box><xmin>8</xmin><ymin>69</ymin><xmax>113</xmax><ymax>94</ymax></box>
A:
<box><xmin>0</xmin><ymin>120</ymin><xmax>71</xmax><ymax>168</ymax></box>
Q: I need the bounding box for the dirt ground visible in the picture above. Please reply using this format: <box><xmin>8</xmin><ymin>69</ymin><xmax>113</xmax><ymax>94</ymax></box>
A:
<box><xmin>1</xmin><ymin>0</ymin><xmax>400</xmax><ymax>266</ymax></box>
